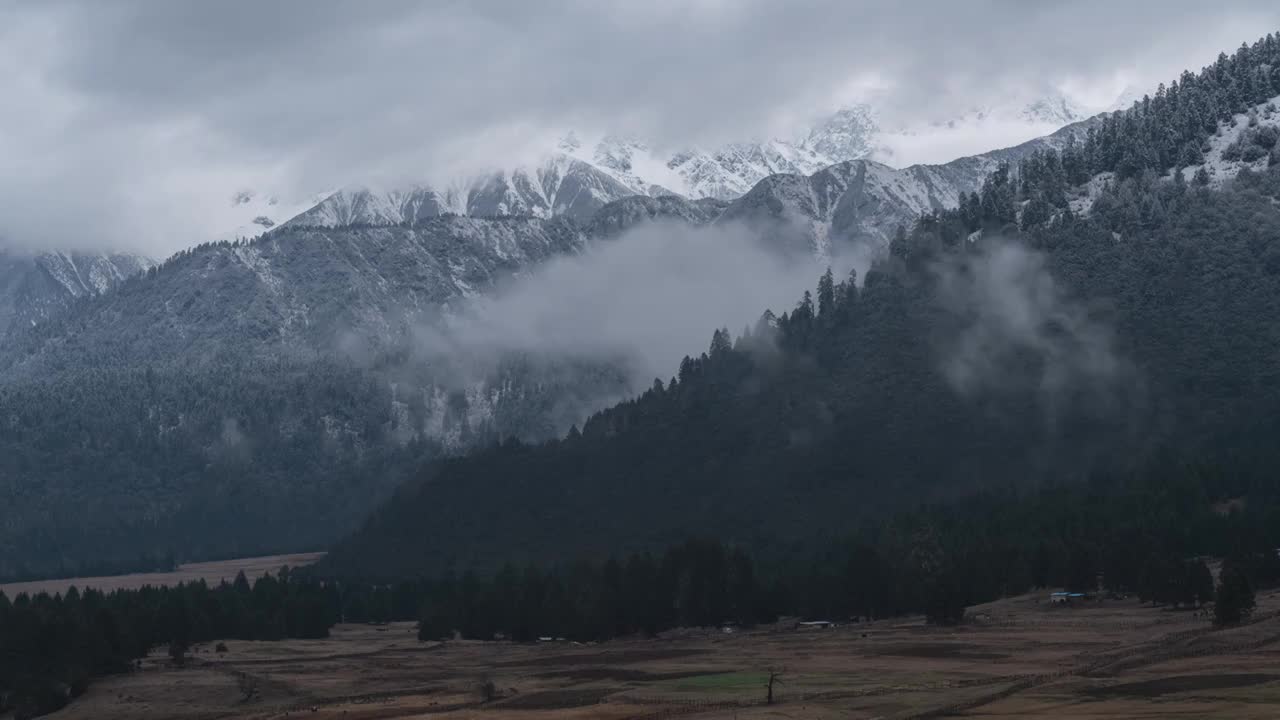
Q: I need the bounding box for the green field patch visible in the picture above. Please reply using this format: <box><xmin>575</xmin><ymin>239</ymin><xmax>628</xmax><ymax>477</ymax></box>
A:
<box><xmin>673</xmin><ymin>671</ymin><xmax>771</xmax><ymax>691</ymax></box>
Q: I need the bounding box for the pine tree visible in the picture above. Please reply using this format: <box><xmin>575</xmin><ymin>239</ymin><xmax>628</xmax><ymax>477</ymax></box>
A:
<box><xmin>817</xmin><ymin>268</ymin><xmax>836</xmax><ymax>318</ymax></box>
<box><xmin>843</xmin><ymin>268</ymin><xmax>859</xmax><ymax>308</ymax></box>
<box><xmin>1214</xmin><ymin>565</ymin><xmax>1256</xmax><ymax>626</ymax></box>
<box><xmin>709</xmin><ymin>328</ymin><xmax>732</xmax><ymax>358</ymax></box>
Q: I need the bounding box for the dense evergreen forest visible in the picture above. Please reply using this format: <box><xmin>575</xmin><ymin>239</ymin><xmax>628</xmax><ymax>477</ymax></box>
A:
<box><xmin>1070</xmin><ymin>33</ymin><xmax>1280</xmax><ymax>179</ymax></box>
<box><xmin>0</xmin><ymin>361</ymin><xmax>440</xmax><ymax>581</ymax></box>
<box><xmin>0</xmin><ymin>351</ymin><xmax>630</xmax><ymax>581</ymax></box>
<box><xmin>0</xmin><ymin>569</ymin><xmax>333</xmax><ymax>719</ymax></box>
<box><xmin>322</xmin><ymin>150</ymin><xmax>1280</xmax><ymax>577</ymax></box>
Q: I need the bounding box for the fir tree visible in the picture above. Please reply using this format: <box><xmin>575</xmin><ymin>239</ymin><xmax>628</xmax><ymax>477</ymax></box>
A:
<box><xmin>817</xmin><ymin>268</ymin><xmax>836</xmax><ymax>318</ymax></box>
<box><xmin>1214</xmin><ymin>565</ymin><xmax>1256</xmax><ymax>626</ymax></box>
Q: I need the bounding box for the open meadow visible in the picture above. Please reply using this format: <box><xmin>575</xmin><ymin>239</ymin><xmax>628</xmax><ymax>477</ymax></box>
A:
<box><xmin>41</xmin><ymin>587</ymin><xmax>1280</xmax><ymax>719</ymax></box>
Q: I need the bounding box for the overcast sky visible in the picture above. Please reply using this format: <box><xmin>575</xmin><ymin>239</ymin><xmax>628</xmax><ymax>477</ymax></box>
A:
<box><xmin>2</xmin><ymin>0</ymin><xmax>1279</xmax><ymax>256</ymax></box>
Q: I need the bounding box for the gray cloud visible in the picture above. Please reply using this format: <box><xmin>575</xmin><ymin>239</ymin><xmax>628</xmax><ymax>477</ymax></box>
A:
<box><xmin>2</xmin><ymin>1</ymin><xmax>1278</xmax><ymax>254</ymax></box>
<box><xmin>413</xmin><ymin>220</ymin><xmax>857</xmax><ymax>389</ymax></box>
<box><xmin>933</xmin><ymin>240</ymin><xmax>1126</xmax><ymax>417</ymax></box>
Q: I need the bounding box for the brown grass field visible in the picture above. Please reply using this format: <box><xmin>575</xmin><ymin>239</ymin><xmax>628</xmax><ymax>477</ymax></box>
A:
<box><xmin>38</xmin><ymin>581</ymin><xmax>1280</xmax><ymax>719</ymax></box>
<box><xmin>0</xmin><ymin>552</ymin><xmax>326</xmax><ymax>598</ymax></box>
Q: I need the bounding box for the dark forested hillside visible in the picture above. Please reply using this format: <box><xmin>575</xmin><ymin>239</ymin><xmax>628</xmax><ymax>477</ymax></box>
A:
<box><xmin>0</xmin><ymin>205</ymin><xmax>685</xmax><ymax>579</ymax></box>
<box><xmin>0</xmin><ymin>362</ymin><xmax>437</xmax><ymax>580</ymax></box>
<box><xmin>322</xmin><ymin>149</ymin><xmax>1280</xmax><ymax>578</ymax></box>
<box><xmin>0</xmin><ymin>351</ymin><xmax>639</xmax><ymax>580</ymax></box>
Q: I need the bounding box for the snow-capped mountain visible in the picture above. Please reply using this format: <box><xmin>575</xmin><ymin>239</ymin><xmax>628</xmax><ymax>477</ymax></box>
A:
<box><xmin>285</xmin><ymin>156</ymin><xmax>638</xmax><ymax>229</ymax></box>
<box><xmin>280</xmin><ymin>94</ymin><xmax>1108</xmax><ymax>231</ymax></box>
<box><xmin>557</xmin><ymin>106</ymin><xmax>880</xmax><ymax>202</ymax></box>
<box><xmin>1</xmin><ymin>90</ymin><xmax>1114</xmax><ymax>359</ymax></box>
<box><xmin>865</xmin><ymin>90</ymin><xmax>1101</xmax><ymax>168</ymax></box>
<box><xmin>0</xmin><ymin>248</ymin><xmax>154</xmax><ymax>340</ymax></box>
<box><xmin>220</xmin><ymin>188</ymin><xmax>335</xmax><ymax>241</ymax></box>
<box><xmin>717</xmin><ymin>118</ymin><xmax>1099</xmax><ymax>259</ymax></box>
<box><xmin>279</xmin><ymin>107</ymin><xmax>876</xmax><ymax>228</ymax></box>
<box><xmin>917</xmin><ymin>92</ymin><xmax>1093</xmax><ymax>130</ymax></box>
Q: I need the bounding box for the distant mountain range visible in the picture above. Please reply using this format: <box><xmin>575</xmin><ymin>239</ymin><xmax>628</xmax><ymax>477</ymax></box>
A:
<box><xmin>0</xmin><ymin>100</ymin><xmax>1095</xmax><ymax>349</ymax></box>
<box><xmin>228</xmin><ymin>92</ymin><xmax>1110</xmax><ymax>238</ymax></box>
<box><xmin>0</xmin><ymin>111</ymin><xmax>1107</xmax><ymax>381</ymax></box>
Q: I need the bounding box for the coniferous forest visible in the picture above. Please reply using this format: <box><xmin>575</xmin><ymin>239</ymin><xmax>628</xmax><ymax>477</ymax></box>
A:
<box><xmin>321</xmin><ymin>155</ymin><xmax>1280</xmax><ymax>578</ymax></box>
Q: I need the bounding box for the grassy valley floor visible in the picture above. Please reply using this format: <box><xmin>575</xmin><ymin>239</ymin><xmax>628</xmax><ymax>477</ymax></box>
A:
<box><xmin>40</xmin><ymin>587</ymin><xmax>1280</xmax><ymax>719</ymax></box>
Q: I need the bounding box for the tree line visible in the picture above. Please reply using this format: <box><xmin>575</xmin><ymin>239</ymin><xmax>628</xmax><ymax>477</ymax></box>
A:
<box><xmin>1079</xmin><ymin>32</ymin><xmax>1280</xmax><ymax>179</ymax></box>
<box><xmin>0</xmin><ymin>569</ymin><xmax>331</xmax><ymax>718</ymax></box>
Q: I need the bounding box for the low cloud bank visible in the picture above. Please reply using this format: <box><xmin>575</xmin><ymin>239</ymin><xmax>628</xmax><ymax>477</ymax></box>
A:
<box><xmin>417</xmin><ymin>220</ymin><xmax>863</xmax><ymax>392</ymax></box>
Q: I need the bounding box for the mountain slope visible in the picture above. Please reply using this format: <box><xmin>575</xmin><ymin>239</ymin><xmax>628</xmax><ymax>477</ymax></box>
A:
<box><xmin>0</xmin><ymin>217</ymin><xmax>585</xmax><ymax>377</ymax></box>
<box><xmin>0</xmin><ymin>249</ymin><xmax>154</xmax><ymax>341</ymax></box>
<box><xmin>717</xmin><ymin>119</ymin><xmax>1097</xmax><ymax>257</ymax></box>
<box><xmin>585</xmin><ymin>194</ymin><xmax>728</xmax><ymax>238</ymax></box>
<box><xmin>320</xmin><ymin>154</ymin><xmax>1280</xmax><ymax>579</ymax></box>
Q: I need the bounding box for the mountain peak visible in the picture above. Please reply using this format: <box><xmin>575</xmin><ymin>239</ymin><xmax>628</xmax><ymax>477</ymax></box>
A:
<box><xmin>803</xmin><ymin>104</ymin><xmax>880</xmax><ymax>162</ymax></box>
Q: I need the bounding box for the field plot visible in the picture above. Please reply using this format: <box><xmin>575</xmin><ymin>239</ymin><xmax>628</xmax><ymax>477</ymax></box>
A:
<box><xmin>0</xmin><ymin>552</ymin><xmax>325</xmax><ymax>597</ymax></box>
<box><xmin>45</xmin><ymin>588</ymin><xmax>1280</xmax><ymax>719</ymax></box>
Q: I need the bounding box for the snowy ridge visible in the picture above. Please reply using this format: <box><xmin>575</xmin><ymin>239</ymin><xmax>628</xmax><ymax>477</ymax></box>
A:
<box><xmin>286</xmin><ymin>155</ymin><xmax>637</xmax><ymax>229</ymax></box>
<box><xmin>281</xmin><ymin>92</ymin><xmax>1117</xmax><ymax>231</ymax></box>
<box><xmin>0</xmin><ymin>249</ymin><xmax>154</xmax><ymax>340</ymax></box>
<box><xmin>565</xmin><ymin>106</ymin><xmax>879</xmax><ymax>202</ymax></box>
<box><xmin>220</xmin><ymin>189</ymin><xmax>334</xmax><ymax>242</ymax></box>
<box><xmin>717</xmin><ymin>118</ymin><xmax>1099</xmax><ymax>256</ymax></box>
<box><xmin>0</xmin><ymin>216</ymin><xmax>588</xmax><ymax>377</ymax></box>
<box><xmin>284</xmin><ymin>106</ymin><xmax>878</xmax><ymax>229</ymax></box>
<box><xmin>40</xmin><ymin>251</ymin><xmax>153</xmax><ymax>297</ymax></box>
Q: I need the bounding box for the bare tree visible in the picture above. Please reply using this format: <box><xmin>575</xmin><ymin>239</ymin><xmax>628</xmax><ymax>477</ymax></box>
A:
<box><xmin>766</xmin><ymin>668</ymin><xmax>784</xmax><ymax>705</ymax></box>
<box><xmin>475</xmin><ymin>675</ymin><xmax>497</xmax><ymax>703</ymax></box>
